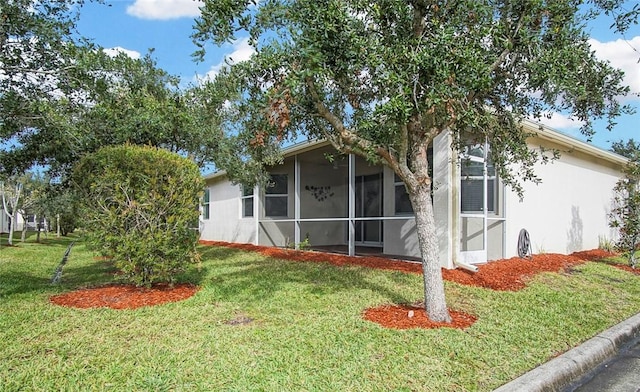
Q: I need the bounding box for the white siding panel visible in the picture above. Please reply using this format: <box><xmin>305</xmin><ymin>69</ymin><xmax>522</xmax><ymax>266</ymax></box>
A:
<box><xmin>504</xmin><ymin>137</ymin><xmax>622</xmax><ymax>258</ymax></box>
<box><xmin>200</xmin><ymin>178</ymin><xmax>256</xmax><ymax>244</ymax></box>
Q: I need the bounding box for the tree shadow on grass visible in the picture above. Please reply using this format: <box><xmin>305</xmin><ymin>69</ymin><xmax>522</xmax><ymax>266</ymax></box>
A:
<box><xmin>58</xmin><ymin>257</ymin><xmax>211</xmax><ymax>288</ymax></box>
<box><xmin>0</xmin><ymin>241</ymin><xmax>221</xmax><ymax>299</ymax></box>
<box><xmin>52</xmin><ymin>242</ymin><xmax>221</xmax><ymax>289</ymax></box>
<box><xmin>0</xmin><ymin>271</ymin><xmax>53</xmax><ymax>297</ymax></box>
<box><xmin>0</xmin><ymin>258</ymin><xmax>118</xmax><ymax>298</ymax></box>
<box><xmin>0</xmin><ymin>232</ymin><xmax>78</xmax><ymax>248</ymax></box>
<box><xmin>0</xmin><ymin>239</ymin><xmax>80</xmax><ymax>297</ymax></box>
<box><xmin>197</xmin><ymin>245</ymin><xmax>257</xmax><ymax>263</ymax></box>
<box><xmin>58</xmin><ymin>260</ymin><xmax>120</xmax><ymax>287</ymax></box>
<box><xmin>196</xmin><ymin>245</ymin><xmax>271</xmax><ymax>271</ymax></box>
<box><xmin>203</xmin><ymin>251</ymin><xmax>417</xmax><ymax>306</ymax></box>
<box><xmin>1</xmin><ymin>242</ymin><xmax>415</xmax><ymax>304</ymax></box>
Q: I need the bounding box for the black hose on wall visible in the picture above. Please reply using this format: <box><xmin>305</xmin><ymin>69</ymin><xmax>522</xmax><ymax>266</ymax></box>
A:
<box><xmin>518</xmin><ymin>229</ymin><xmax>532</xmax><ymax>259</ymax></box>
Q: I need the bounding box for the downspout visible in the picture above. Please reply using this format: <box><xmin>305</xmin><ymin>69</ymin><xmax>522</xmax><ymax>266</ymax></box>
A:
<box><xmin>454</xmin><ymin>259</ymin><xmax>478</xmax><ymax>272</ymax></box>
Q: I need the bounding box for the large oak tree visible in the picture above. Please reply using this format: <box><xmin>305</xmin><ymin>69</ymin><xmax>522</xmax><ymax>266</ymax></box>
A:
<box><xmin>0</xmin><ymin>1</ymin><xmax>221</xmax><ymax>179</ymax></box>
<box><xmin>0</xmin><ymin>1</ymin><xmax>224</xmax><ymax>247</ymax></box>
<box><xmin>193</xmin><ymin>0</ymin><xmax>636</xmax><ymax>322</ymax></box>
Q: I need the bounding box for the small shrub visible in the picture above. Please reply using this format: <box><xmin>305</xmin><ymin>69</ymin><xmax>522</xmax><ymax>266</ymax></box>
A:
<box><xmin>73</xmin><ymin>145</ymin><xmax>204</xmax><ymax>286</ymax></box>
<box><xmin>285</xmin><ymin>234</ymin><xmax>311</xmax><ymax>250</ymax></box>
<box><xmin>299</xmin><ymin>234</ymin><xmax>311</xmax><ymax>250</ymax></box>
<box><xmin>598</xmin><ymin>235</ymin><xmax>615</xmax><ymax>253</ymax></box>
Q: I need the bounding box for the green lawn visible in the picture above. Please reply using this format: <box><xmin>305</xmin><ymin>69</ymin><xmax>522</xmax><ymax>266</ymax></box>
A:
<box><xmin>1</xmin><ymin>234</ymin><xmax>640</xmax><ymax>391</ymax></box>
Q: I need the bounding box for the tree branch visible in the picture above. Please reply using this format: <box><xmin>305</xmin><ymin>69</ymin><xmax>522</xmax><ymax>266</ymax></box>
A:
<box><xmin>411</xmin><ymin>1</ymin><xmax>427</xmax><ymax>38</ymax></box>
<box><xmin>489</xmin><ymin>7</ymin><xmax>529</xmax><ymax>74</ymax></box>
<box><xmin>468</xmin><ymin>7</ymin><xmax>527</xmax><ymax>103</ymax></box>
<box><xmin>304</xmin><ymin>76</ymin><xmax>399</xmax><ymax>168</ymax></box>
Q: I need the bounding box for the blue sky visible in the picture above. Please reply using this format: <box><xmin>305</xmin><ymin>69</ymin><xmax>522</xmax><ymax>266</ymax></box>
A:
<box><xmin>76</xmin><ymin>0</ymin><xmax>639</xmax><ymax>151</ymax></box>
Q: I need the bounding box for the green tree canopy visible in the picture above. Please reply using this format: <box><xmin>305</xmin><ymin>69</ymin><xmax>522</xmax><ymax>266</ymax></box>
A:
<box><xmin>0</xmin><ymin>1</ymin><xmax>222</xmax><ymax>179</ymax></box>
<box><xmin>193</xmin><ymin>0</ymin><xmax>637</xmax><ymax>322</ymax></box>
<box><xmin>1</xmin><ymin>52</ymin><xmax>221</xmax><ymax>178</ymax></box>
<box><xmin>612</xmin><ymin>139</ymin><xmax>640</xmax><ymax>160</ymax></box>
<box><xmin>0</xmin><ymin>0</ymin><xmax>108</xmax><ymax>144</ymax></box>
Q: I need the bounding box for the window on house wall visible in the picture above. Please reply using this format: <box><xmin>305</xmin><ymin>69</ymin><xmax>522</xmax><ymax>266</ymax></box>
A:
<box><xmin>202</xmin><ymin>189</ymin><xmax>210</xmax><ymax>220</ymax></box>
<box><xmin>460</xmin><ymin>143</ymin><xmax>497</xmax><ymax>213</ymax></box>
<box><xmin>394</xmin><ymin>174</ymin><xmax>413</xmax><ymax>214</ymax></box>
<box><xmin>241</xmin><ymin>186</ymin><xmax>254</xmax><ymax>217</ymax></box>
<box><xmin>265</xmin><ymin>174</ymin><xmax>288</xmax><ymax>217</ymax></box>
<box><xmin>394</xmin><ymin>146</ymin><xmax>433</xmax><ymax>215</ymax></box>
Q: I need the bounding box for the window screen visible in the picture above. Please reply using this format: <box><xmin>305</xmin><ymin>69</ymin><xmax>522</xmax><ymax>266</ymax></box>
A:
<box><xmin>460</xmin><ymin>150</ymin><xmax>497</xmax><ymax>213</ymax></box>
<box><xmin>241</xmin><ymin>186</ymin><xmax>254</xmax><ymax>217</ymax></box>
<box><xmin>265</xmin><ymin>174</ymin><xmax>288</xmax><ymax>217</ymax></box>
<box><xmin>394</xmin><ymin>174</ymin><xmax>413</xmax><ymax>214</ymax></box>
<box><xmin>202</xmin><ymin>189</ymin><xmax>210</xmax><ymax>220</ymax></box>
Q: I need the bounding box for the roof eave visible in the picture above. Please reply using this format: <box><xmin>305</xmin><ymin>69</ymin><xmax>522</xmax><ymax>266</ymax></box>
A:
<box><xmin>522</xmin><ymin>120</ymin><xmax>628</xmax><ymax>167</ymax></box>
<box><xmin>204</xmin><ymin>122</ymin><xmax>628</xmax><ymax>181</ymax></box>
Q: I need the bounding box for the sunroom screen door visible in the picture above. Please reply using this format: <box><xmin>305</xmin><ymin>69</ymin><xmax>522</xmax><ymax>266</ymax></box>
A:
<box><xmin>355</xmin><ymin>173</ymin><xmax>383</xmax><ymax>245</ymax></box>
<box><xmin>459</xmin><ymin>141</ymin><xmax>493</xmax><ymax>264</ymax></box>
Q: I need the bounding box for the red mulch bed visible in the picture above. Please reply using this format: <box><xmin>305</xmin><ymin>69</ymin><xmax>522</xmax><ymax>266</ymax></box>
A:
<box><xmin>48</xmin><ymin>242</ymin><xmax>617</xmax><ymax>331</ymax></box>
<box><xmin>50</xmin><ymin>283</ymin><xmax>199</xmax><ymax>310</ymax></box>
<box><xmin>363</xmin><ymin>305</ymin><xmax>477</xmax><ymax>330</ymax></box>
<box><xmin>441</xmin><ymin>250</ymin><xmax>615</xmax><ymax>291</ymax></box>
<box><xmin>200</xmin><ymin>240</ymin><xmax>424</xmax><ymax>274</ymax></box>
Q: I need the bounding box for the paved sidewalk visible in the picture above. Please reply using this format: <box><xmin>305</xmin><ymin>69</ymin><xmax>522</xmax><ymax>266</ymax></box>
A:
<box><xmin>493</xmin><ymin>312</ymin><xmax>640</xmax><ymax>392</ymax></box>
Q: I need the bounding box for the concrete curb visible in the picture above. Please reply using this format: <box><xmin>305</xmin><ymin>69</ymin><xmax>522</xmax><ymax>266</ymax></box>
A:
<box><xmin>493</xmin><ymin>312</ymin><xmax>640</xmax><ymax>392</ymax></box>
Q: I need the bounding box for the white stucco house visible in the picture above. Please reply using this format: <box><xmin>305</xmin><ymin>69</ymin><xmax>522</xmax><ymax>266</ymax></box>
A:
<box><xmin>199</xmin><ymin>121</ymin><xmax>626</xmax><ymax>269</ymax></box>
<box><xmin>0</xmin><ymin>209</ymin><xmax>28</xmax><ymax>233</ymax></box>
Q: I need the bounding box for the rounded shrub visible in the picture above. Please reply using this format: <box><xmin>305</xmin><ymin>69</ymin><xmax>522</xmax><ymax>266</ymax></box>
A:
<box><xmin>73</xmin><ymin>144</ymin><xmax>204</xmax><ymax>286</ymax></box>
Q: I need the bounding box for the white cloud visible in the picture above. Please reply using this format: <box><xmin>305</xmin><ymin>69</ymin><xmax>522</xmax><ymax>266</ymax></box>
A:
<box><xmin>534</xmin><ymin>112</ymin><xmax>584</xmax><ymax>135</ymax></box>
<box><xmin>198</xmin><ymin>37</ymin><xmax>255</xmax><ymax>82</ymax></box>
<box><xmin>103</xmin><ymin>46</ymin><xmax>141</xmax><ymax>59</ymax></box>
<box><xmin>531</xmin><ymin>36</ymin><xmax>640</xmax><ymax>135</ymax></box>
<box><xmin>126</xmin><ymin>0</ymin><xmax>203</xmax><ymax>20</ymax></box>
<box><xmin>589</xmin><ymin>36</ymin><xmax>640</xmax><ymax>98</ymax></box>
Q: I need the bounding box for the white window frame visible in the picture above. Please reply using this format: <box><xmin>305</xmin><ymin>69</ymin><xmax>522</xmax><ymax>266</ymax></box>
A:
<box><xmin>460</xmin><ymin>145</ymin><xmax>497</xmax><ymax>214</ymax></box>
<box><xmin>202</xmin><ymin>189</ymin><xmax>210</xmax><ymax>220</ymax></box>
<box><xmin>241</xmin><ymin>186</ymin><xmax>254</xmax><ymax>218</ymax></box>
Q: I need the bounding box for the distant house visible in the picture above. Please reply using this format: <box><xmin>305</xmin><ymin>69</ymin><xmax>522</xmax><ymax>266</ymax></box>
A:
<box><xmin>0</xmin><ymin>209</ymin><xmax>27</xmax><ymax>234</ymax></box>
<box><xmin>199</xmin><ymin>121</ymin><xmax>626</xmax><ymax>269</ymax></box>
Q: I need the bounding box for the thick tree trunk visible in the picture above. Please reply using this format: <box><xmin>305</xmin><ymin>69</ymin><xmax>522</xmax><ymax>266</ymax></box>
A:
<box><xmin>409</xmin><ymin>184</ymin><xmax>452</xmax><ymax>323</ymax></box>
